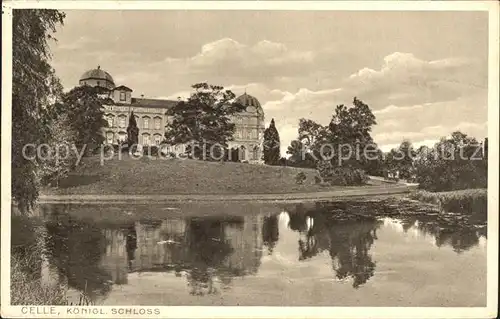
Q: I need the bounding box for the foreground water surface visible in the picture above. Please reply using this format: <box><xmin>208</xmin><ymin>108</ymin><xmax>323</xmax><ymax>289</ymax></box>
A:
<box><xmin>19</xmin><ymin>199</ymin><xmax>487</xmax><ymax>306</ymax></box>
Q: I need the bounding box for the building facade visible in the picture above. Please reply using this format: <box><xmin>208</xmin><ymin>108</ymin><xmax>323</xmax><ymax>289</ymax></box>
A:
<box><xmin>79</xmin><ymin>66</ymin><xmax>265</xmax><ymax>163</ymax></box>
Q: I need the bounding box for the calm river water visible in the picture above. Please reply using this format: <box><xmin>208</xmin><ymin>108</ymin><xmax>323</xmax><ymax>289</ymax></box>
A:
<box><xmin>23</xmin><ymin>199</ymin><xmax>487</xmax><ymax>306</ymax></box>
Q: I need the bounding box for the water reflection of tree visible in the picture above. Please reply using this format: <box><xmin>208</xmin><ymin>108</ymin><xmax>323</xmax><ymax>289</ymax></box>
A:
<box><xmin>327</xmin><ymin>220</ymin><xmax>380</xmax><ymax>288</ymax></box>
<box><xmin>398</xmin><ymin>214</ymin><xmax>483</xmax><ymax>253</ymax></box>
<box><xmin>262</xmin><ymin>215</ymin><xmax>279</xmax><ymax>254</ymax></box>
<box><xmin>185</xmin><ymin>219</ymin><xmax>234</xmax><ymax>296</ymax></box>
<box><xmin>287</xmin><ymin>204</ymin><xmax>381</xmax><ymax>289</ymax></box>
<box><xmin>44</xmin><ymin>213</ymin><xmax>112</xmax><ymax>301</ymax></box>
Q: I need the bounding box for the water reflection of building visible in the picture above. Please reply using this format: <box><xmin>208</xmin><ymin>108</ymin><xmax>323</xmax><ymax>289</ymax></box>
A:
<box><xmin>100</xmin><ymin>229</ymin><xmax>128</xmax><ymax>284</ymax></box>
<box><xmin>223</xmin><ymin>215</ymin><xmax>263</xmax><ymax>275</ymax></box>
<box><xmin>133</xmin><ymin>219</ymin><xmax>188</xmax><ymax>271</ymax></box>
<box><xmin>97</xmin><ymin>215</ymin><xmax>264</xmax><ymax>294</ymax></box>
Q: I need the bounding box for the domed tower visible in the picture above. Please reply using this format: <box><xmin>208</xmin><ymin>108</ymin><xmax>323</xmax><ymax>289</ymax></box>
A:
<box><xmin>230</xmin><ymin>93</ymin><xmax>266</xmax><ymax>163</ymax></box>
<box><xmin>235</xmin><ymin>93</ymin><xmax>264</xmax><ymax>116</ymax></box>
<box><xmin>79</xmin><ymin>66</ymin><xmax>115</xmax><ymax>90</ymax></box>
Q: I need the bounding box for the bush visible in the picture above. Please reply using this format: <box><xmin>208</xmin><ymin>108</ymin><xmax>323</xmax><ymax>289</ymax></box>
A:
<box><xmin>295</xmin><ymin>172</ymin><xmax>307</xmax><ymax>184</ymax></box>
<box><xmin>316</xmin><ymin>161</ymin><xmax>369</xmax><ymax>186</ymax></box>
<box><xmin>143</xmin><ymin>145</ymin><xmax>159</xmax><ymax>156</ymax></box>
<box><xmin>314</xmin><ymin>175</ymin><xmax>322</xmax><ymax>184</ymax></box>
<box><xmin>409</xmin><ymin>188</ymin><xmax>487</xmax><ymax>215</ymax></box>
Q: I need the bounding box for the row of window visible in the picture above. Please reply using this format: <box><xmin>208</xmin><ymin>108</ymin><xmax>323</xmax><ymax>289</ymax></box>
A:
<box><xmin>105</xmin><ymin>131</ymin><xmax>163</xmax><ymax>146</ymax></box>
<box><xmin>233</xmin><ymin>116</ymin><xmax>260</xmax><ymax>125</ymax></box>
<box><xmin>106</xmin><ymin>115</ymin><xmax>162</xmax><ymax>130</ymax></box>
<box><xmin>234</xmin><ymin>128</ymin><xmax>259</xmax><ymax>140</ymax></box>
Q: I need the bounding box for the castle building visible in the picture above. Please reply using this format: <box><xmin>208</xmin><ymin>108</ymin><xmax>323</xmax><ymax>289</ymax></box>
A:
<box><xmin>79</xmin><ymin>66</ymin><xmax>265</xmax><ymax>163</ymax></box>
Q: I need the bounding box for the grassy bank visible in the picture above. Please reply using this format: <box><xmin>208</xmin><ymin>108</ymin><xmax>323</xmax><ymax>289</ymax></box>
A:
<box><xmin>42</xmin><ymin>155</ymin><xmax>386</xmax><ymax>195</ymax></box>
<box><xmin>10</xmin><ymin>215</ymin><xmax>67</xmax><ymax>305</ymax></box>
<box><xmin>409</xmin><ymin>189</ymin><xmax>487</xmax><ymax>215</ymax></box>
<box><xmin>11</xmin><ymin>214</ymin><xmax>92</xmax><ymax>305</ymax></box>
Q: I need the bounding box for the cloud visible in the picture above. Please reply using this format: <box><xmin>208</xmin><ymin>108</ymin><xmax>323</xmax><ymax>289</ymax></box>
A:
<box><xmin>259</xmin><ymin>51</ymin><xmax>487</xmax><ymax>154</ymax></box>
<box><xmin>56</xmin><ymin>36</ymin><xmax>98</xmax><ymax>50</ymax></box>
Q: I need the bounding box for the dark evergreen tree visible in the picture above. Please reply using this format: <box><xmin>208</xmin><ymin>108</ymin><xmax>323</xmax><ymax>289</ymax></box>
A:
<box><xmin>127</xmin><ymin>111</ymin><xmax>139</xmax><ymax>148</ymax></box>
<box><xmin>263</xmin><ymin>118</ymin><xmax>281</xmax><ymax>165</ymax></box>
<box><xmin>12</xmin><ymin>9</ymin><xmax>65</xmax><ymax>212</ymax></box>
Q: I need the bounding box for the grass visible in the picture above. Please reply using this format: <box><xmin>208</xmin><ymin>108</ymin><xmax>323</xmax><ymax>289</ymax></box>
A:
<box><xmin>11</xmin><ymin>214</ymin><xmax>93</xmax><ymax>306</ymax></box>
<box><xmin>409</xmin><ymin>188</ymin><xmax>487</xmax><ymax>215</ymax></box>
<box><xmin>42</xmin><ymin>155</ymin><xmax>385</xmax><ymax>195</ymax></box>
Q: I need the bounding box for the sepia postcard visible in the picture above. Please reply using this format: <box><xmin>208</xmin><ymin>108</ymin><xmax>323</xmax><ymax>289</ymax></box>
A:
<box><xmin>1</xmin><ymin>1</ymin><xmax>499</xmax><ymax>318</ymax></box>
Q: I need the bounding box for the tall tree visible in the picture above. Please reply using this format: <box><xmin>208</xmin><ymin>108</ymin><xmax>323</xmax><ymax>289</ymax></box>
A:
<box><xmin>386</xmin><ymin>140</ymin><xmax>416</xmax><ymax>180</ymax></box>
<box><xmin>164</xmin><ymin>83</ymin><xmax>245</xmax><ymax>160</ymax></box>
<box><xmin>298</xmin><ymin>118</ymin><xmax>325</xmax><ymax>149</ymax></box>
<box><xmin>263</xmin><ymin>118</ymin><xmax>281</xmax><ymax>165</ymax></box>
<box><xmin>127</xmin><ymin>111</ymin><xmax>139</xmax><ymax>147</ymax></box>
<box><xmin>57</xmin><ymin>86</ymin><xmax>109</xmax><ymax>154</ymax></box>
<box><xmin>12</xmin><ymin>9</ymin><xmax>65</xmax><ymax>212</ymax></box>
<box><xmin>38</xmin><ymin>113</ymin><xmax>77</xmax><ymax>187</ymax></box>
<box><xmin>327</xmin><ymin>97</ymin><xmax>377</xmax><ymax>167</ymax></box>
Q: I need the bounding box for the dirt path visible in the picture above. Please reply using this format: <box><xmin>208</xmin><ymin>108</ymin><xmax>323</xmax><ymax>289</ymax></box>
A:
<box><xmin>38</xmin><ymin>184</ymin><xmax>414</xmax><ymax>204</ymax></box>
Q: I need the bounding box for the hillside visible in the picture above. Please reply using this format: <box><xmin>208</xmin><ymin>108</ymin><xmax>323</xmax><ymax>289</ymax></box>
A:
<box><xmin>42</xmin><ymin>155</ymin><xmax>386</xmax><ymax>195</ymax></box>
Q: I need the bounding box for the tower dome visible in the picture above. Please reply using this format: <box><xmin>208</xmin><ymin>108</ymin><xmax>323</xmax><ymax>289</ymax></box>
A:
<box><xmin>235</xmin><ymin>93</ymin><xmax>261</xmax><ymax>108</ymax></box>
<box><xmin>235</xmin><ymin>93</ymin><xmax>264</xmax><ymax>116</ymax></box>
<box><xmin>79</xmin><ymin>66</ymin><xmax>115</xmax><ymax>90</ymax></box>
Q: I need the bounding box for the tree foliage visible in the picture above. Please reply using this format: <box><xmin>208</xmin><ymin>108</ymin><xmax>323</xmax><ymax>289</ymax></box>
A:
<box><xmin>286</xmin><ymin>98</ymin><xmax>377</xmax><ymax>179</ymax></box>
<box><xmin>384</xmin><ymin>140</ymin><xmax>416</xmax><ymax>180</ymax></box>
<box><xmin>263</xmin><ymin>118</ymin><xmax>281</xmax><ymax>165</ymax></box>
<box><xmin>56</xmin><ymin>85</ymin><xmax>109</xmax><ymax>154</ymax></box>
<box><xmin>38</xmin><ymin>113</ymin><xmax>78</xmax><ymax>187</ymax></box>
<box><xmin>326</xmin><ymin>97</ymin><xmax>377</xmax><ymax>168</ymax></box>
<box><xmin>127</xmin><ymin>111</ymin><xmax>139</xmax><ymax>147</ymax></box>
<box><xmin>12</xmin><ymin>9</ymin><xmax>65</xmax><ymax>211</ymax></box>
<box><xmin>414</xmin><ymin>131</ymin><xmax>487</xmax><ymax>191</ymax></box>
<box><xmin>164</xmin><ymin>83</ymin><xmax>245</xmax><ymax>160</ymax></box>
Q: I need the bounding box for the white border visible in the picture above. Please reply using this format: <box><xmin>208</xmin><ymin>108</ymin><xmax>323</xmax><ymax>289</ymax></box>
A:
<box><xmin>1</xmin><ymin>1</ymin><xmax>499</xmax><ymax>318</ymax></box>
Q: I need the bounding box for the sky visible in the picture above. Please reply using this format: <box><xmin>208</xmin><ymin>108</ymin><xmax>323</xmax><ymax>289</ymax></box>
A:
<box><xmin>49</xmin><ymin>10</ymin><xmax>489</xmax><ymax>153</ymax></box>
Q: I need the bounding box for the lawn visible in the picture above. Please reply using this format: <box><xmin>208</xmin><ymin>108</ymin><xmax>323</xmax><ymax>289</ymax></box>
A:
<box><xmin>42</xmin><ymin>155</ymin><xmax>385</xmax><ymax>195</ymax></box>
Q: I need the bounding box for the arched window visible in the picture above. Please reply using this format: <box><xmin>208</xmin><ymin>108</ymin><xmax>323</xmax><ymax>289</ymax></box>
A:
<box><xmin>118</xmin><ymin>115</ymin><xmax>126</xmax><ymax>128</ymax></box>
<box><xmin>106</xmin><ymin>114</ymin><xmax>114</xmax><ymax>127</ymax></box>
<box><xmin>154</xmin><ymin>134</ymin><xmax>162</xmax><ymax>145</ymax></box>
<box><xmin>106</xmin><ymin>131</ymin><xmax>114</xmax><ymax>144</ymax></box>
<box><xmin>154</xmin><ymin>117</ymin><xmax>161</xmax><ymax>130</ymax></box>
<box><xmin>143</xmin><ymin>116</ymin><xmax>150</xmax><ymax>129</ymax></box>
<box><xmin>118</xmin><ymin>132</ymin><xmax>127</xmax><ymax>143</ymax></box>
<box><xmin>142</xmin><ymin>134</ymin><xmax>151</xmax><ymax>146</ymax></box>
<box><xmin>252</xmin><ymin>146</ymin><xmax>259</xmax><ymax>160</ymax></box>
<box><xmin>239</xmin><ymin>145</ymin><xmax>246</xmax><ymax>161</ymax></box>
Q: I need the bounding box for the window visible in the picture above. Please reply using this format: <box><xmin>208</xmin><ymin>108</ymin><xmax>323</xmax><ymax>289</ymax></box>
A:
<box><xmin>118</xmin><ymin>132</ymin><xmax>127</xmax><ymax>142</ymax></box>
<box><xmin>154</xmin><ymin>117</ymin><xmax>161</xmax><ymax>130</ymax></box>
<box><xmin>143</xmin><ymin>117</ymin><xmax>149</xmax><ymax>129</ymax></box>
<box><xmin>154</xmin><ymin>134</ymin><xmax>162</xmax><ymax>145</ymax></box>
<box><xmin>119</xmin><ymin>116</ymin><xmax>126</xmax><ymax>128</ymax></box>
<box><xmin>106</xmin><ymin>132</ymin><xmax>114</xmax><ymax>144</ymax></box>
<box><xmin>252</xmin><ymin>146</ymin><xmax>259</xmax><ymax>160</ymax></box>
<box><xmin>120</xmin><ymin>91</ymin><xmax>126</xmax><ymax>101</ymax></box>
<box><xmin>143</xmin><ymin>134</ymin><xmax>150</xmax><ymax>146</ymax></box>
<box><xmin>97</xmin><ymin>81</ymin><xmax>100</xmax><ymax>87</ymax></box>
<box><xmin>246</xmin><ymin>130</ymin><xmax>252</xmax><ymax>140</ymax></box>
<box><xmin>107</xmin><ymin>115</ymin><xmax>114</xmax><ymax>127</ymax></box>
